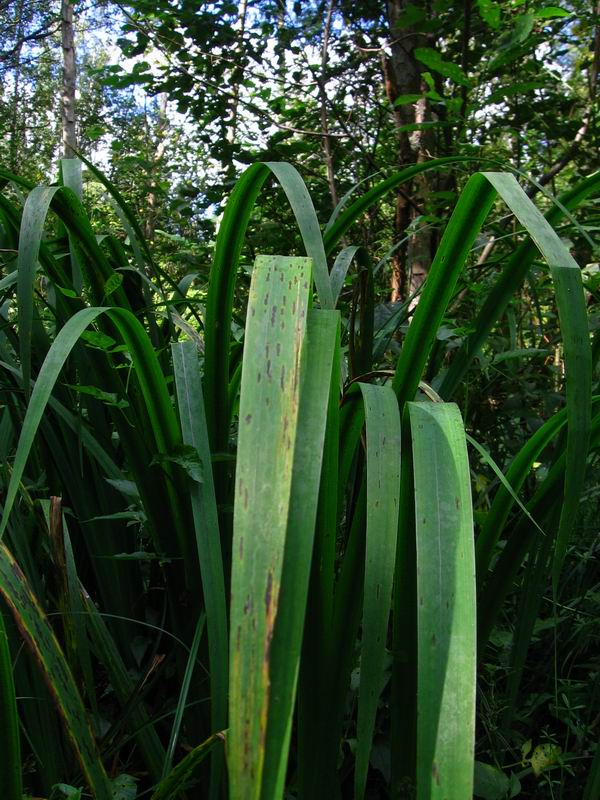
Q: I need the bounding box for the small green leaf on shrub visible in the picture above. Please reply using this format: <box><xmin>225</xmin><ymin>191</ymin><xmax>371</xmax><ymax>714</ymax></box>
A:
<box><xmin>103</xmin><ymin>273</ymin><xmax>124</xmax><ymax>297</ymax></box>
<box><xmin>111</xmin><ymin>773</ymin><xmax>137</xmax><ymax>800</ymax></box>
<box><xmin>393</xmin><ymin>94</ymin><xmax>422</xmax><ymax>106</ymax></box>
<box><xmin>414</xmin><ymin>47</ymin><xmax>471</xmax><ymax>86</ymax></box>
<box><xmin>65</xmin><ymin>383</ymin><xmax>129</xmax><ymax>408</ymax></box>
<box><xmin>151</xmin><ymin>445</ymin><xmax>204</xmax><ymax>483</ymax></box>
<box><xmin>80</xmin><ymin>330</ymin><xmax>117</xmax><ymax>350</ymax></box>
<box><xmin>535</xmin><ymin>7</ymin><xmax>571</xmax><ymax>19</ymax></box>
<box><xmin>477</xmin><ymin>0</ymin><xmax>501</xmax><ymax>29</ymax></box>
<box><xmin>473</xmin><ymin>761</ymin><xmax>509</xmax><ymax>799</ymax></box>
<box><xmin>57</xmin><ymin>285</ymin><xmax>79</xmax><ymax>298</ymax></box>
<box><xmin>50</xmin><ymin>785</ymin><xmax>83</xmax><ymax>800</ymax></box>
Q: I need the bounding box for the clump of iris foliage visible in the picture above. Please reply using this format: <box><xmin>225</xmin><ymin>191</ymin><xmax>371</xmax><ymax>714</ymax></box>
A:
<box><xmin>0</xmin><ymin>156</ymin><xmax>599</xmax><ymax>800</ymax></box>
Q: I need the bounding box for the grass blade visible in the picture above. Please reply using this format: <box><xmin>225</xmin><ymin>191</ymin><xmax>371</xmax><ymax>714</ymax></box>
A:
<box><xmin>228</xmin><ymin>255</ymin><xmax>312</xmax><ymax>800</ymax></box>
<box><xmin>261</xmin><ymin>309</ymin><xmax>339</xmax><ymax>800</ymax></box>
<box><xmin>481</xmin><ymin>172</ymin><xmax>592</xmax><ymax>588</ymax></box>
<box><xmin>204</xmin><ymin>162</ymin><xmax>332</xmax><ymax>452</ymax></box>
<box><xmin>392</xmin><ymin>174</ymin><xmax>497</xmax><ymax>407</ymax></box>
<box><xmin>0</xmin><ymin>611</ymin><xmax>22</xmax><ymax>800</ymax></box>
<box><xmin>17</xmin><ymin>186</ymin><xmax>61</xmax><ymax>394</ymax></box>
<box><xmin>354</xmin><ymin>382</ymin><xmax>401</xmax><ymax>800</ymax></box>
<box><xmin>0</xmin><ymin>541</ymin><xmax>112</xmax><ymax>799</ymax></box>
<box><xmin>172</xmin><ymin>341</ymin><xmax>228</xmax><ymax>798</ymax></box>
<box><xmin>408</xmin><ymin>402</ymin><xmax>476</xmax><ymax>800</ymax></box>
<box><xmin>323</xmin><ymin>156</ymin><xmax>485</xmax><ymax>255</ymax></box>
<box><xmin>440</xmin><ymin>170</ymin><xmax>600</xmax><ymax>400</ymax></box>
<box><xmin>163</xmin><ymin>612</ymin><xmax>206</xmax><ymax>777</ymax></box>
<box><xmin>150</xmin><ymin>732</ymin><xmax>225</xmax><ymax>800</ymax></box>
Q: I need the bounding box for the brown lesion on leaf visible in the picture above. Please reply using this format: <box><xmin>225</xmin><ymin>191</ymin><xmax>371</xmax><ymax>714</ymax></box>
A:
<box><xmin>432</xmin><ymin>761</ymin><xmax>441</xmax><ymax>786</ymax></box>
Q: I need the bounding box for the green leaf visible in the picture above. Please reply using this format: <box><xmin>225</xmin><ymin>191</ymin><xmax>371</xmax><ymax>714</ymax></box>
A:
<box><xmin>172</xmin><ymin>341</ymin><xmax>228</xmax><ymax>799</ymax></box>
<box><xmin>409</xmin><ymin>402</ymin><xmax>476</xmax><ymax>800</ymax></box>
<box><xmin>486</xmin><ymin>81</ymin><xmax>546</xmax><ymax>105</ymax></box>
<box><xmin>473</xmin><ymin>762</ymin><xmax>510</xmax><ymax>799</ymax></box>
<box><xmin>0</xmin><ymin>612</ymin><xmax>22</xmax><ymax>800</ymax></box>
<box><xmin>354</xmin><ymin>383</ymin><xmax>401</xmax><ymax>800</ymax></box>
<box><xmin>261</xmin><ymin>310</ymin><xmax>339</xmax><ymax>800</ymax></box>
<box><xmin>481</xmin><ymin>172</ymin><xmax>592</xmax><ymax>588</ymax></box>
<box><xmin>228</xmin><ymin>255</ymin><xmax>312</xmax><ymax>800</ymax></box>
<box><xmin>414</xmin><ymin>47</ymin><xmax>471</xmax><ymax>87</ymax></box>
<box><xmin>0</xmin><ymin>542</ymin><xmax>113</xmax><ymax>800</ymax></box>
<box><xmin>103</xmin><ymin>272</ymin><xmax>124</xmax><ymax>298</ymax></box>
<box><xmin>150</xmin><ymin>445</ymin><xmax>204</xmax><ymax>483</ymax></box>
<box><xmin>150</xmin><ymin>733</ymin><xmax>225</xmax><ymax>800</ymax></box>
<box><xmin>535</xmin><ymin>7</ymin><xmax>571</xmax><ymax>19</ymax></box>
<box><xmin>477</xmin><ymin>0</ymin><xmax>501</xmax><ymax>29</ymax></box>
<box><xmin>162</xmin><ymin>613</ymin><xmax>206</xmax><ymax>778</ymax></box>
<box><xmin>16</xmin><ymin>186</ymin><xmax>61</xmax><ymax>395</ymax></box>
<box><xmin>111</xmin><ymin>774</ymin><xmax>138</xmax><ymax>800</ymax></box>
<box><xmin>393</xmin><ymin>94</ymin><xmax>423</xmax><ymax>106</ymax></box>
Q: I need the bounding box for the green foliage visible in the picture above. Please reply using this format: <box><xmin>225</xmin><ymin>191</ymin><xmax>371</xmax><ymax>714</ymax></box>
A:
<box><xmin>0</xmin><ymin>155</ymin><xmax>598</xmax><ymax>800</ymax></box>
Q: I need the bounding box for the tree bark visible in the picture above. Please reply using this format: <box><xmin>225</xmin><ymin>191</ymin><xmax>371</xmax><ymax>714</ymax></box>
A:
<box><xmin>144</xmin><ymin>93</ymin><xmax>169</xmax><ymax>242</ymax></box>
<box><xmin>385</xmin><ymin>0</ymin><xmax>435</xmax><ymax>305</ymax></box>
<box><xmin>319</xmin><ymin>0</ymin><xmax>339</xmax><ymax>209</ymax></box>
<box><xmin>61</xmin><ymin>0</ymin><xmax>77</xmax><ymax>158</ymax></box>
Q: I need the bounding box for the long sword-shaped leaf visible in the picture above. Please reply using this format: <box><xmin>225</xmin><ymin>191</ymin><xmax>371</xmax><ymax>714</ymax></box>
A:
<box><xmin>82</xmin><ymin>593</ymin><xmax>165</xmax><ymax>781</ymax></box>
<box><xmin>475</xmin><ymin>400</ymin><xmax>599</xmax><ymax>581</ymax></box>
<box><xmin>0</xmin><ymin>541</ymin><xmax>112</xmax><ymax>799</ymax></box>
<box><xmin>150</xmin><ymin>732</ymin><xmax>225</xmax><ymax>800</ymax></box>
<box><xmin>481</xmin><ymin>172</ymin><xmax>591</xmax><ymax>588</ymax></box>
<box><xmin>0</xmin><ymin>307</ymin><xmax>182</xmax><ymax>548</ymax></box>
<box><xmin>392</xmin><ymin>174</ymin><xmax>497</xmax><ymax>407</ymax></box>
<box><xmin>204</xmin><ymin>162</ymin><xmax>332</xmax><ymax>452</ymax></box>
<box><xmin>440</xmin><ymin>170</ymin><xmax>600</xmax><ymax>400</ymax></box>
<box><xmin>0</xmin><ymin>611</ymin><xmax>21</xmax><ymax>800</ymax></box>
<box><xmin>163</xmin><ymin>612</ymin><xmax>206</xmax><ymax>777</ymax></box>
<box><xmin>172</xmin><ymin>341</ymin><xmax>228</xmax><ymax>799</ymax></box>
<box><xmin>408</xmin><ymin>402</ymin><xmax>476</xmax><ymax>800</ymax></box>
<box><xmin>17</xmin><ymin>186</ymin><xmax>61</xmax><ymax>395</ymax></box>
<box><xmin>261</xmin><ymin>309</ymin><xmax>339</xmax><ymax>800</ymax></box>
<box><xmin>322</xmin><ymin>156</ymin><xmax>484</xmax><ymax>254</ymax></box>
<box><xmin>355</xmin><ymin>382</ymin><xmax>401</xmax><ymax>800</ymax></box>
<box><xmin>228</xmin><ymin>255</ymin><xmax>311</xmax><ymax>800</ymax></box>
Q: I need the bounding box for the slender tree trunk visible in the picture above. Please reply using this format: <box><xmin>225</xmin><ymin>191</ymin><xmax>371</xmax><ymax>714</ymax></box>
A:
<box><xmin>144</xmin><ymin>93</ymin><xmax>169</xmax><ymax>242</ymax></box>
<box><xmin>222</xmin><ymin>0</ymin><xmax>248</xmax><ymax>180</ymax></box>
<box><xmin>9</xmin><ymin>0</ymin><xmax>25</xmax><ymax>172</ymax></box>
<box><xmin>319</xmin><ymin>0</ymin><xmax>339</xmax><ymax>209</ymax></box>
<box><xmin>385</xmin><ymin>0</ymin><xmax>435</xmax><ymax>305</ymax></box>
<box><xmin>61</xmin><ymin>0</ymin><xmax>77</xmax><ymax>158</ymax></box>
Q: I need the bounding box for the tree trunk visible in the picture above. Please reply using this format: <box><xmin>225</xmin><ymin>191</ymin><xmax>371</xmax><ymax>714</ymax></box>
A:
<box><xmin>385</xmin><ymin>0</ymin><xmax>435</xmax><ymax>305</ymax></box>
<box><xmin>319</xmin><ymin>0</ymin><xmax>339</xmax><ymax>209</ymax></box>
<box><xmin>61</xmin><ymin>0</ymin><xmax>77</xmax><ymax>158</ymax></box>
<box><xmin>144</xmin><ymin>93</ymin><xmax>169</xmax><ymax>243</ymax></box>
<box><xmin>9</xmin><ymin>0</ymin><xmax>25</xmax><ymax>172</ymax></box>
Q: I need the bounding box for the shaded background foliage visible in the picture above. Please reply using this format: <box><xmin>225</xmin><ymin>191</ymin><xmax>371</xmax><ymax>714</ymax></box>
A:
<box><xmin>0</xmin><ymin>1</ymin><xmax>599</xmax><ymax>799</ymax></box>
